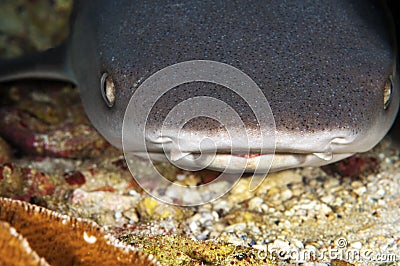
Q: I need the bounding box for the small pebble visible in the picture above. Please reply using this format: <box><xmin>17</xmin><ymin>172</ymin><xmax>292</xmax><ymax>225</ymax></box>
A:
<box><xmin>350</xmin><ymin>241</ymin><xmax>362</xmax><ymax>249</ymax></box>
<box><xmin>280</xmin><ymin>189</ymin><xmax>293</xmax><ymax>201</ymax></box>
<box><xmin>247</xmin><ymin>197</ymin><xmax>264</xmax><ymax>212</ymax></box>
<box><xmin>353</xmin><ymin>186</ymin><xmax>366</xmax><ymax>196</ymax></box>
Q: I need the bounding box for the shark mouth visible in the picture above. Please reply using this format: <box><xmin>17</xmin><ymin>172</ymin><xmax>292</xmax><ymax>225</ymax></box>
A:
<box><xmin>132</xmin><ymin>151</ymin><xmax>354</xmax><ymax>173</ymax></box>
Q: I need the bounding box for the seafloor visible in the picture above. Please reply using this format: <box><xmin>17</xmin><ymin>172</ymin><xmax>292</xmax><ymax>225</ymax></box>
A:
<box><xmin>0</xmin><ymin>1</ymin><xmax>399</xmax><ymax>265</ymax></box>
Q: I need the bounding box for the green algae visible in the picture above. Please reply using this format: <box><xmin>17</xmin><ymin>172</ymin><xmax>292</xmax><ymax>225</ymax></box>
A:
<box><xmin>120</xmin><ymin>234</ymin><xmax>276</xmax><ymax>266</ymax></box>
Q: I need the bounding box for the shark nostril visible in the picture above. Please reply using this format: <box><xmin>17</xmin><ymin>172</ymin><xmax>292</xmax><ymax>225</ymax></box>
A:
<box><xmin>383</xmin><ymin>74</ymin><xmax>393</xmax><ymax>110</ymax></box>
<box><xmin>100</xmin><ymin>72</ymin><xmax>116</xmax><ymax>108</ymax></box>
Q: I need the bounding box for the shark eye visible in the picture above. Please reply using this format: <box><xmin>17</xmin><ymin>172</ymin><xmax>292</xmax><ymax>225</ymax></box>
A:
<box><xmin>383</xmin><ymin>75</ymin><xmax>393</xmax><ymax>110</ymax></box>
<box><xmin>100</xmin><ymin>72</ymin><xmax>116</xmax><ymax>108</ymax></box>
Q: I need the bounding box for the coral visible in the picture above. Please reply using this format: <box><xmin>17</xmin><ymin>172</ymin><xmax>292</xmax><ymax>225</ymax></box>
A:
<box><xmin>0</xmin><ymin>197</ymin><xmax>158</xmax><ymax>266</ymax></box>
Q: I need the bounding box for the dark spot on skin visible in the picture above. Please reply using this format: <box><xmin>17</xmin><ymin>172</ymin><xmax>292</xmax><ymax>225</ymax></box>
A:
<box><xmin>74</xmin><ymin>0</ymin><xmax>395</xmax><ymax>147</ymax></box>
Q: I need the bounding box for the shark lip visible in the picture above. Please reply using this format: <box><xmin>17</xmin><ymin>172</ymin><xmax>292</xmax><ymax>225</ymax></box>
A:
<box><xmin>127</xmin><ymin>123</ymin><xmax>397</xmax><ymax>172</ymax></box>
<box><xmin>213</xmin><ymin>152</ymin><xmax>354</xmax><ymax>172</ymax></box>
<box><xmin>132</xmin><ymin>151</ymin><xmax>354</xmax><ymax>173</ymax></box>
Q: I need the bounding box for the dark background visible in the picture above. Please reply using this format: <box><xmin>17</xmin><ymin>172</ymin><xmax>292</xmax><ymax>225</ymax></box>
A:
<box><xmin>387</xmin><ymin>0</ymin><xmax>400</xmax><ymax>141</ymax></box>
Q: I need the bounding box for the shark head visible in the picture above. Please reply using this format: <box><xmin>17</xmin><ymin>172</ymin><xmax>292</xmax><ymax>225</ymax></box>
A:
<box><xmin>69</xmin><ymin>0</ymin><xmax>398</xmax><ymax>173</ymax></box>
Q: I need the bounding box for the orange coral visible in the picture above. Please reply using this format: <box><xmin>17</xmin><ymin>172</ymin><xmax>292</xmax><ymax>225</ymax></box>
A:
<box><xmin>0</xmin><ymin>197</ymin><xmax>158</xmax><ymax>266</ymax></box>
